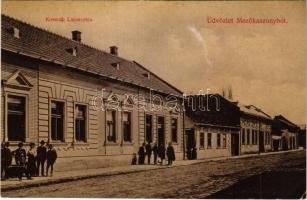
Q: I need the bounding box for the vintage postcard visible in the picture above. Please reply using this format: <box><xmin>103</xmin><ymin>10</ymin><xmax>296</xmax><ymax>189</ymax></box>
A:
<box><xmin>0</xmin><ymin>0</ymin><xmax>306</xmax><ymax>199</ymax></box>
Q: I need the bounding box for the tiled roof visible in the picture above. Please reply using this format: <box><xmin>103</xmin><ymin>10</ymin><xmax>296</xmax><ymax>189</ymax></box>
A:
<box><xmin>237</xmin><ymin>102</ymin><xmax>272</xmax><ymax>120</ymax></box>
<box><xmin>274</xmin><ymin>115</ymin><xmax>299</xmax><ymax>129</ymax></box>
<box><xmin>1</xmin><ymin>15</ymin><xmax>182</xmax><ymax>96</ymax></box>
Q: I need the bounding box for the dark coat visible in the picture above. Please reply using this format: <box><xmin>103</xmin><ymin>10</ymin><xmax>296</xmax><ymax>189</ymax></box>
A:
<box><xmin>138</xmin><ymin>146</ymin><xmax>145</xmax><ymax>157</ymax></box>
<box><xmin>47</xmin><ymin>149</ymin><xmax>57</xmax><ymax>164</ymax></box>
<box><xmin>152</xmin><ymin>145</ymin><xmax>158</xmax><ymax>155</ymax></box>
<box><xmin>145</xmin><ymin>144</ymin><xmax>152</xmax><ymax>155</ymax></box>
<box><xmin>37</xmin><ymin>146</ymin><xmax>47</xmax><ymax>161</ymax></box>
<box><xmin>1</xmin><ymin>147</ymin><xmax>12</xmax><ymax>166</ymax></box>
<box><xmin>157</xmin><ymin>145</ymin><xmax>166</xmax><ymax>160</ymax></box>
<box><xmin>166</xmin><ymin>146</ymin><xmax>176</xmax><ymax>161</ymax></box>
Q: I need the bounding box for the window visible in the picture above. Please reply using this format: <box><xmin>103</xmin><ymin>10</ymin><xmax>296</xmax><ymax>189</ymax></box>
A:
<box><xmin>241</xmin><ymin>129</ymin><xmax>245</xmax><ymax>145</ymax></box>
<box><xmin>171</xmin><ymin>118</ymin><xmax>178</xmax><ymax>143</ymax></box>
<box><xmin>111</xmin><ymin>63</ymin><xmax>120</xmax><ymax>70</ymax></box>
<box><xmin>145</xmin><ymin>115</ymin><xmax>152</xmax><ymax>143</ymax></box>
<box><xmin>255</xmin><ymin>131</ymin><xmax>258</xmax><ymax>144</ymax></box>
<box><xmin>200</xmin><ymin>132</ymin><xmax>204</xmax><ymax>148</ymax></box>
<box><xmin>7</xmin><ymin>95</ymin><xmax>26</xmax><ymax>141</ymax></box>
<box><xmin>75</xmin><ymin>105</ymin><xmax>87</xmax><ymax>142</ymax></box>
<box><xmin>107</xmin><ymin>110</ymin><xmax>116</xmax><ymax>142</ymax></box>
<box><xmin>247</xmin><ymin>129</ymin><xmax>250</xmax><ymax>145</ymax></box>
<box><xmin>13</xmin><ymin>27</ymin><xmax>20</xmax><ymax>38</ymax></box>
<box><xmin>51</xmin><ymin>101</ymin><xmax>64</xmax><ymax>141</ymax></box>
<box><xmin>207</xmin><ymin>133</ymin><xmax>212</xmax><ymax>148</ymax></box>
<box><xmin>252</xmin><ymin>130</ymin><xmax>255</xmax><ymax>145</ymax></box>
<box><xmin>123</xmin><ymin>112</ymin><xmax>131</xmax><ymax>142</ymax></box>
<box><xmin>222</xmin><ymin>134</ymin><xmax>227</xmax><ymax>148</ymax></box>
<box><xmin>217</xmin><ymin>133</ymin><xmax>221</xmax><ymax>148</ymax></box>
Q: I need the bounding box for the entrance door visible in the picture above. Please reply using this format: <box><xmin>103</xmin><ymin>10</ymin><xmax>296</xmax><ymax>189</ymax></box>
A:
<box><xmin>259</xmin><ymin>131</ymin><xmax>265</xmax><ymax>153</ymax></box>
<box><xmin>231</xmin><ymin>133</ymin><xmax>239</xmax><ymax>156</ymax></box>
<box><xmin>185</xmin><ymin>129</ymin><xmax>196</xmax><ymax>159</ymax></box>
<box><xmin>157</xmin><ymin>117</ymin><xmax>165</xmax><ymax>147</ymax></box>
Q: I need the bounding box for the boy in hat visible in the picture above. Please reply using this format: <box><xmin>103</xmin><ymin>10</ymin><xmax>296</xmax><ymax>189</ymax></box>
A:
<box><xmin>46</xmin><ymin>144</ymin><xmax>57</xmax><ymax>177</ymax></box>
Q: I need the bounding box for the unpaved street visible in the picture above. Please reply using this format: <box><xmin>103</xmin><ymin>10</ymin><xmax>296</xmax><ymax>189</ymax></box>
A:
<box><xmin>2</xmin><ymin>151</ymin><xmax>305</xmax><ymax>198</ymax></box>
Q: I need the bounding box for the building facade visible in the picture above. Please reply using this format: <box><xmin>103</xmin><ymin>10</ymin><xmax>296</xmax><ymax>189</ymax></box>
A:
<box><xmin>237</xmin><ymin>104</ymin><xmax>272</xmax><ymax>154</ymax></box>
<box><xmin>184</xmin><ymin>94</ymin><xmax>241</xmax><ymax>160</ymax></box>
<box><xmin>1</xmin><ymin>15</ymin><xmax>184</xmax><ymax>171</ymax></box>
<box><xmin>272</xmin><ymin>115</ymin><xmax>299</xmax><ymax>151</ymax></box>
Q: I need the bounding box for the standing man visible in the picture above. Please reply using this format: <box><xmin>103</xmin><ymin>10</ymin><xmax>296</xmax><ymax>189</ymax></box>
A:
<box><xmin>36</xmin><ymin>140</ymin><xmax>47</xmax><ymax>176</ymax></box>
<box><xmin>157</xmin><ymin>143</ymin><xmax>166</xmax><ymax>165</ymax></box>
<box><xmin>166</xmin><ymin>142</ymin><xmax>175</xmax><ymax>166</ymax></box>
<box><xmin>14</xmin><ymin>142</ymin><xmax>27</xmax><ymax>180</ymax></box>
<box><xmin>145</xmin><ymin>142</ymin><xmax>152</xmax><ymax>165</ymax></box>
<box><xmin>152</xmin><ymin>143</ymin><xmax>158</xmax><ymax>164</ymax></box>
<box><xmin>1</xmin><ymin>142</ymin><xmax>12</xmax><ymax>180</ymax></box>
<box><xmin>138</xmin><ymin>143</ymin><xmax>146</xmax><ymax>164</ymax></box>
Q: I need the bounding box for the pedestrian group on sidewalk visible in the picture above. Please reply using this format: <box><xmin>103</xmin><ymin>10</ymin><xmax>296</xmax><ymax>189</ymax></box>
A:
<box><xmin>133</xmin><ymin>142</ymin><xmax>176</xmax><ymax>166</ymax></box>
<box><xmin>1</xmin><ymin>140</ymin><xmax>57</xmax><ymax>181</ymax></box>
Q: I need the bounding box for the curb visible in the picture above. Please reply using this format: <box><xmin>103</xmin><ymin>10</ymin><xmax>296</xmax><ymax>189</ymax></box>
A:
<box><xmin>1</xmin><ymin>149</ymin><xmax>304</xmax><ymax>192</ymax></box>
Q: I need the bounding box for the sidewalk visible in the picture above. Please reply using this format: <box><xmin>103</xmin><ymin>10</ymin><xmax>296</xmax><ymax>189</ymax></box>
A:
<box><xmin>1</xmin><ymin>149</ymin><xmax>303</xmax><ymax>191</ymax></box>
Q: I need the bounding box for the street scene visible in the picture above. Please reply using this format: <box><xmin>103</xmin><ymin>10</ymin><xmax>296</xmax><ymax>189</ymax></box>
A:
<box><xmin>2</xmin><ymin>150</ymin><xmax>305</xmax><ymax>198</ymax></box>
<box><xmin>1</xmin><ymin>1</ymin><xmax>306</xmax><ymax>199</ymax></box>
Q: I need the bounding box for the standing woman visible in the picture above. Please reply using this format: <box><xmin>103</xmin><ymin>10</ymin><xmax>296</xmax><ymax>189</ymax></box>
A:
<box><xmin>26</xmin><ymin>143</ymin><xmax>36</xmax><ymax>179</ymax></box>
<box><xmin>46</xmin><ymin>144</ymin><xmax>57</xmax><ymax>177</ymax></box>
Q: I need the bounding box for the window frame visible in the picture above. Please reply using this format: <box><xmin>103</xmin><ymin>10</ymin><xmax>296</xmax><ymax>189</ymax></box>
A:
<box><xmin>106</xmin><ymin>109</ymin><xmax>117</xmax><ymax>143</ymax></box>
<box><xmin>247</xmin><ymin>129</ymin><xmax>250</xmax><ymax>145</ymax></box>
<box><xmin>207</xmin><ymin>132</ymin><xmax>212</xmax><ymax>149</ymax></box>
<box><xmin>74</xmin><ymin>103</ymin><xmax>88</xmax><ymax>143</ymax></box>
<box><xmin>145</xmin><ymin>114</ymin><xmax>153</xmax><ymax>143</ymax></box>
<box><xmin>222</xmin><ymin>134</ymin><xmax>227</xmax><ymax>148</ymax></box>
<box><xmin>49</xmin><ymin>99</ymin><xmax>66</xmax><ymax>143</ymax></box>
<box><xmin>217</xmin><ymin>133</ymin><xmax>221</xmax><ymax>148</ymax></box>
<box><xmin>171</xmin><ymin>117</ymin><xmax>178</xmax><ymax>144</ymax></box>
<box><xmin>199</xmin><ymin>132</ymin><xmax>205</xmax><ymax>148</ymax></box>
<box><xmin>5</xmin><ymin>93</ymin><xmax>29</xmax><ymax>142</ymax></box>
<box><xmin>122</xmin><ymin>111</ymin><xmax>132</xmax><ymax>143</ymax></box>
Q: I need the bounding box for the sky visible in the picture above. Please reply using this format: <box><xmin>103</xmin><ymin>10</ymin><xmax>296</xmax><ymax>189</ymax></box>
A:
<box><xmin>2</xmin><ymin>1</ymin><xmax>306</xmax><ymax>124</ymax></box>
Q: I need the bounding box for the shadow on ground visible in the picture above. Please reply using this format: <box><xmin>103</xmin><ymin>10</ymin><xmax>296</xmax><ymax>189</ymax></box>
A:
<box><xmin>207</xmin><ymin>164</ymin><xmax>306</xmax><ymax>199</ymax></box>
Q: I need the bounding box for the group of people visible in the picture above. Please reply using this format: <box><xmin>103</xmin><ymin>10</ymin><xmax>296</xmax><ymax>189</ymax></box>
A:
<box><xmin>133</xmin><ymin>142</ymin><xmax>176</xmax><ymax>166</ymax></box>
<box><xmin>1</xmin><ymin>140</ymin><xmax>57</xmax><ymax>180</ymax></box>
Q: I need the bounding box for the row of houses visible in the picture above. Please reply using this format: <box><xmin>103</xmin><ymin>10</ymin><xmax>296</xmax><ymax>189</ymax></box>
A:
<box><xmin>1</xmin><ymin>15</ymin><xmax>304</xmax><ymax>171</ymax></box>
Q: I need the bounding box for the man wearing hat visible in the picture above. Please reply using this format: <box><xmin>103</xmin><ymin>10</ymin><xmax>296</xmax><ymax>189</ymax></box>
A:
<box><xmin>1</xmin><ymin>142</ymin><xmax>12</xmax><ymax>180</ymax></box>
<box><xmin>36</xmin><ymin>140</ymin><xmax>47</xmax><ymax>176</ymax></box>
<box><xmin>14</xmin><ymin>142</ymin><xmax>26</xmax><ymax>166</ymax></box>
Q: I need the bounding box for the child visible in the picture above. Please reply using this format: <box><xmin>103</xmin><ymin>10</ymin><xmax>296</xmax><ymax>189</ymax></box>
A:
<box><xmin>131</xmin><ymin>153</ymin><xmax>137</xmax><ymax>165</ymax></box>
<box><xmin>46</xmin><ymin>144</ymin><xmax>57</xmax><ymax>177</ymax></box>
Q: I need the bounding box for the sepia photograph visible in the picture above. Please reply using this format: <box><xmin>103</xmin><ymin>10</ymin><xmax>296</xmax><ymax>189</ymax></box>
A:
<box><xmin>0</xmin><ymin>0</ymin><xmax>306</xmax><ymax>199</ymax></box>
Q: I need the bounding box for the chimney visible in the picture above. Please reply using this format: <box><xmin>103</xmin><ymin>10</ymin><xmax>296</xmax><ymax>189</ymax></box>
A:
<box><xmin>72</xmin><ymin>30</ymin><xmax>81</xmax><ymax>42</ymax></box>
<box><xmin>110</xmin><ymin>46</ymin><xmax>118</xmax><ymax>56</ymax></box>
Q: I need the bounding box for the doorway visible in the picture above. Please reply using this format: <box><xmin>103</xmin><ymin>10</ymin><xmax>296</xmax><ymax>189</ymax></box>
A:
<box><xmin>186</xmin><ymin>129</ymin><xmax>196</xmax><ymax>159</ymax></box>
<box><xmin>157</xmin><ymin>116</ymin><xmax>165</xmax><ymax>147</ymax></box>
<box><xmin>231</xmin><ymin>133</ymin><xmax>239</xmax><ymax>156</ymax></box>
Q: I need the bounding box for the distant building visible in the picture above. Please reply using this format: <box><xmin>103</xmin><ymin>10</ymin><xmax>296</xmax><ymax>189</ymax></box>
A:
<box><xmin>298</xmin><ymin>124</ymin><xmax>306</xmax><ymax>149</ymax></box>
<box><xmin>184</xmin><ymin>94</ymin><xmax>241</xmax><ymax>160</ymax></box>
<box><xmin>272</xmin><ymin>115</ymin><xmax>299</xmax><ymax>151</ymax></box>
<box><xmin>1</xmin><ymin>15</ymin><xmax>184</xmax><ymax>171</ymax></box>
<box><xmin>236</xmin><ymin>103</ymin><xmax>272</xmax><ymax>154</ymax></box>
